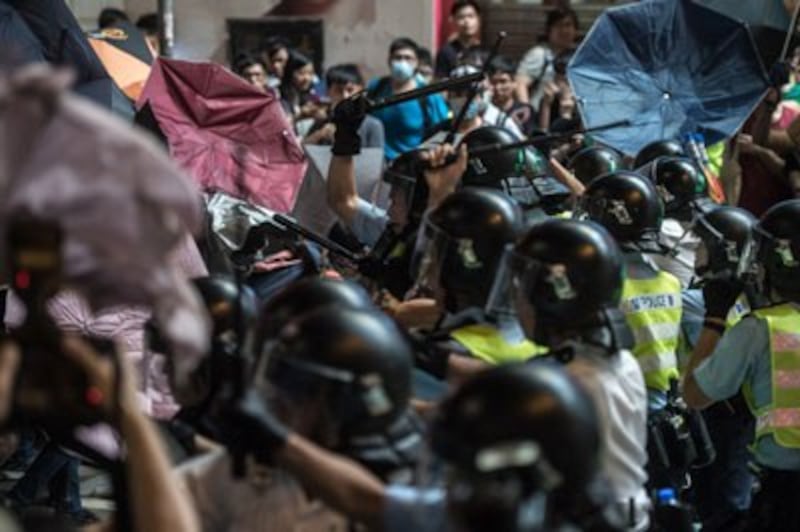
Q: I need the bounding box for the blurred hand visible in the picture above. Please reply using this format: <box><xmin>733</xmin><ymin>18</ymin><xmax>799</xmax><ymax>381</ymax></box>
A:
<box><xmin>422</xmin><ymin>144</ymin><xmax>468</xmax><ymax>205</ymax></box>
<box><xmin>61</xmin><ymin>336</ymin><xmax>139</xmax><ymax>422</ymax></box>
<box><xmin>541</xmin><ymin>80</ymin><xmax>560</xmax><ymax>104</ymax></box>
<box><xmin>737</xmin><ymin>133</ymin><xmax>756</xmax><ymax>155</ymax></box>
<box><xmin>0</xmin><ymin>342</ymin><xmax>20</xmax><ymax>424</ymax></box>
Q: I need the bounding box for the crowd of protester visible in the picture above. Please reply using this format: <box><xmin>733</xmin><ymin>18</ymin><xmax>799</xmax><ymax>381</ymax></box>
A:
<box><xmin>2</xmin><ymin>1</ymin><xmax>800</xmax><ymax>532</ymax></box>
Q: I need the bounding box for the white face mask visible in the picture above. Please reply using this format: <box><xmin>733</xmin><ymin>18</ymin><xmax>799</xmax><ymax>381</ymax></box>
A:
<box><xmin>390</xmin><ymin>60</ymin><xmax>416</xmax><ymax>82</ymax></box>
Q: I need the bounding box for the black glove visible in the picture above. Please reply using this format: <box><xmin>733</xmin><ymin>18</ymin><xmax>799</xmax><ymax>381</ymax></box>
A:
<box><xmin>407</xmin><ymin>333</ymin><xmax>450</xmax><ymax>380</ymax></box>
<box><xmin>220</xmin><ymin>389</ymin><xmax>290</xmax><ymax>459</ymax></box>
<box><xmin>331</xmin><ymin>94</ymin><xmax>369</xmax><ymax>156</ymax></box>
<box><xmin>703</xmin><ymin>278</ymin><xmax>743</xmax><ymax>320</ymax></box>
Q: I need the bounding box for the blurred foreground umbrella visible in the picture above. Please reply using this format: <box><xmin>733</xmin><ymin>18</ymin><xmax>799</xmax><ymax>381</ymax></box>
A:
<box><xmin>696</xmin><ymin>0</ymin><xmax>798</xmax><ymax>67</ymax></box>
<box><xmin>0</xmin><ymin>0</ymin><xmax>134</xmax><ymax>117</ymax></box>
<box><xmin>87</xmin><ymin>20</ymin><xmax>154</xmax><ymax>101</ymax></box>
<box><xmin>0</xmin><ymin>64</ymin><xmax>208</xmax><ymax>375</ymax></box>
<box><xmin>137</xmin><ymin>58</ymin><xmax>307</xmax><ymax>213</ymax></box>
<box><xmin>568</xmin><ymin>0</ymin><xmax>770</xmax><ymax>156</ymax></box>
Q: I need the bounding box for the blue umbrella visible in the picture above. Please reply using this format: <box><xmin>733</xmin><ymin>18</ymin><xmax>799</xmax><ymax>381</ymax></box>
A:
<box><xmin>568</xmin><ymin>0</ymin><xmax>770</xmax><ymax>156</ymax></box>
<box><xmin>696</xmin><ymin>0</ymin><xmax>798</xmax><ymax>66</ymax></box>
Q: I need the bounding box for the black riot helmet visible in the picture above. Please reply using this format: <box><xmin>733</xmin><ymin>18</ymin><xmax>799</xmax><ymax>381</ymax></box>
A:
<box><xmin>579</xmin><ymin>171</ymin><xmax>664</xmax><ymax>252</ymax></box>
<box><xmin>509</xmin><ymin>219</ymin><xmax>625</xmax><ymax>346</ymax></box>
<box><xmin>459</xmin><ymin>126</ymin><xmax>570</xmax><ymax>216</ymax></box>
<box><xmin>413</xmin><ymin>187</ymin><xmax>524</xmax><ymax>314</ymax></box>
<box><xmin>693</xmin><ymin>206</ymin><xmax>757</xmax><ymax>282</ymax></box>
<box><xmin>431</xmin><ymin>362</ymin><xmax>601</xmax><ymax>532</ymax></box>
<box><xmin>641</xmin><ymin>156</ymin><xmax>710</xmax><ymax>222</ymax></box>
<box><xmin>256</xmin><ymin>277</ymin><xmax>374</xmax><ymax>348</ymax></box>
<box><xmin>151</xmin><ymin>275</ymin><xmax>260</xmax><ymax>408</ymax></box>
<box><xmin>460</xmin><ymin>125</ymin><xmax>525</xmax><ymax>187</ymax></box>
<box><xmin>633</xmin><ymin>139</ymin><xmax>686</xmax><ymax>168</ymax></box>
<box><xmin>755</xmin><ymin>199</ymin><xmax>800</xmax><ymax>303</ymax></box>
<box><xmin>567</xmin><ymin>145</ymin><xmax>624</xmax><ymax>186</ymax></box>
<box><xmin>382</xmin><ymin>149</ymin><xmax>429</xmax><ymax>225</ymax></box>
<box><xmin>263</xmin><ymin>308</ymin><xmax>413</xmax><ymax>440</ymax></box>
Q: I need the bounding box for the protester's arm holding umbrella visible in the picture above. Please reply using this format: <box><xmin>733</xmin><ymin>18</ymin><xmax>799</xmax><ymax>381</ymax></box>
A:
<box><xmin>327</xmin><ymin>97</ymin><xmax>368</xmax><ymax>227</ymax></box>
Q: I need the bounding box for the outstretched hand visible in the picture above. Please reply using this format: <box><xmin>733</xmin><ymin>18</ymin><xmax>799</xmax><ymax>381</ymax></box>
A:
<box><xmin>421</xmin><ymin>144</ymin><xmax>468</xmax><ymax>207</ymax></box>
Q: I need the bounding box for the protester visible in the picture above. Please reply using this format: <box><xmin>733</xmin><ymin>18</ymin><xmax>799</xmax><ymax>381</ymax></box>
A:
<box><xmin>416</xmin><ymin>47</ymin><xmax>435</xmax><ymax>84</ymax></box>
<box><xmin>304</xmin><ymin>64</ymin><xmax>384</xmax><ymax>148</ymax></box>
<box><xmin>367</xmin><ymin>37</ymin><xmax>450</xmax><ymax>160</ymax></box>
<box><xmin>515</xmin><ymin>7</ymin><xmax>578</xmax><ymax>111</ymax></box>
<box><xmin>537</xmin><ymin>49</ymin><xmax>577</xmax><ymax>131</ymax></box>
<box><xmin>488</xmin><ymin>55</ymin><xmax>537</xmax><ymax>136</ymax></box>
<box><xmin>280</xmin><ymin>50</ymin><xmax>325</xmax><ymax>137</ymax></box>
<box><xmin>435</xmin><ymin>0</ymin><xmax>483</xmax><ymax>79</ymax></box>
<box><xmin>259</xmin><ymin>36</ymin><xmax>291</xmax><ymax>90</ymax></box>
<box><xmin>233</xmin><ymin>54</ymin><xmax>268</xmax><ymax>92</ymax></box>
<box><xmin>135</xmin><ymin>13</ymin><xmax>160</xmax><ymax>55</ymax></box>
<box><xmin>97</xmin><ymin>7</ymin><xmax>129</xmax><ymax>30</ymax></box>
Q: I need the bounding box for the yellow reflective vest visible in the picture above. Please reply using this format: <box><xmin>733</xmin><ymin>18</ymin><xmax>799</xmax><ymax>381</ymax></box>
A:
<box><xmin>621</xmin><ymin>271</ymin><xmax>682</xmax><ymax>392</ymax></box>
<box><xmin>749</xmin><ymin>304</ymin><xmax>800</xmax><ymax>449</ymax></box>
<box><xmin>450</xmin><ymin>324</ymin><xmax>545</xmax><ymax>365</ymax></box>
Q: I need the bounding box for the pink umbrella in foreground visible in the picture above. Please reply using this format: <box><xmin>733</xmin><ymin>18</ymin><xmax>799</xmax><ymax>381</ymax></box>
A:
<box><xmin>138</xmin><ymin>58</ymin><xmax>307</xmax><ymax>213</ymax></box>
<box><xmin>0</xmin><ymin>65</ymin><xmax>209</xmax><ymax>380</ymax></box>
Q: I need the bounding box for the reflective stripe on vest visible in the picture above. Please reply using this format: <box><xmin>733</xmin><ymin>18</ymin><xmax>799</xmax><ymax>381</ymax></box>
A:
<box><xmin>621</xmin><ymin>271</ymin><xmax>682</xmax><ymax>392</ymax></box>
<box><xmin>450</xmin><ymin>324</ymin><xmax>545</xmax><ymax>365</ymax></box>
<box><xmin>727</xmin><ymin>295</ymin><xmax>751</xmax><ymax>328</ymax></box>
<box><xmin>752</xmin><ymin>304</ymin><xmax>800</xmax><ymax>449</ymax></box>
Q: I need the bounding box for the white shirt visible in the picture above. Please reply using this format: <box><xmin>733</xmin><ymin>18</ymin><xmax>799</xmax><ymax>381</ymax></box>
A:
<box><xmin>178</xmin><ymin>450</ymin><xmax>347</xmax><ymax>532</ymax></box>
<box><xmin>564</xmin><ymin>343</ymin><xmax>651</xmax><ymax>531</ymax></box>
<box><xmin>650</xmin><ymin>218</ymin><xmax>700</xmax><ymax>289</ymax></box>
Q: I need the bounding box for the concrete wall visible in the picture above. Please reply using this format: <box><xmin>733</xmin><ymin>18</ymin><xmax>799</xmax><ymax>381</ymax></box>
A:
<box><xmin>72</xmin><ymin>0</ymin><xmax>436</xmax><ymax>79</ymax></box>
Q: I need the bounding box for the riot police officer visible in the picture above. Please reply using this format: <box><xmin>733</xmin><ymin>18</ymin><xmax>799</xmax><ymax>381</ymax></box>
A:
<box><xmin>220</xmin><ymin>360</ymin><xmax>604</xmax><ymax>532</ymax></box>
<box><xmin>507</xmin><ymin>218</ymin><xmax>651</xmax><ymax>530</ymax></box>
<box><xmin>684</xmin><ymin>205</ymin><xmax>759</xmax><ymax>531</ymax></box>
<box><xmin>683</xmin><ymin>199</ymin><xmax>800</xmax><ymax>532</ymax></box>
<box><xmin>580</xmin><ymin>171</ymin><xmax>682</xmax><ymax>411</ymax></box>
<box><xmin>567</xmin><ymin>145</ymin><xmax>624</xmax><ymax>186</ymax></box>
<box><xmin>411</xmin><ymin>187</ymin><xmax>541</xmax><ymax>380</ymax></box>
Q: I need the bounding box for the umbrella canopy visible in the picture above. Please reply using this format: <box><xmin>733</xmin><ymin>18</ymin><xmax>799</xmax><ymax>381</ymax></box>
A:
<box><xmin>0</xmin><ymin>3</ymin><xmax>44</xmax><ymax>65</ymax></box>
<box><xmin>138</xmin><ymin>58</ymin><xmax>307</xmax><ymax>213</ymax></box>
<box><xmin>0</xmin><ymin>0</ymin><xmax>134</xmax><ymax>118</ymax></box>
<box><xmin>696</xmin><ymin>0</ymin><xmax>796</xmax><ymax>67</ymax></box>
<box><xmin>568</xmin><ymin>0</ymin><xmax>770</xmax><ymax>156</ymax></box>
<box><xmin>87</xmin><ymin>20</ymin><xmax>154</xmax><ymax>101</ymax></box>
<box><xmin>0</xmin><ymin>65</ymin><xmax>208</xmax><ymax>370</ymax></box>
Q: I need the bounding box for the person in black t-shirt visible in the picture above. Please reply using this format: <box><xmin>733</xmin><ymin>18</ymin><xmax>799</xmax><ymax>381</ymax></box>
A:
<box><xmin>488</xmin><ymin>55</ymin><xmax>537</xmax><ymax>136</ymax></box>
<box><xmin>434</xmin><ymin>0</ymin><xmax>482</xmax><ymax>79</ymax></box>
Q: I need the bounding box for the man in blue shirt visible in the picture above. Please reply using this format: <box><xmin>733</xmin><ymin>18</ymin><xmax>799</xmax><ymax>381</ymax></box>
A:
<box><xmin>684</xmin><ymin>200</ymin><xmax>800</xmax><ymax>531</ymax></box>
<box><xmin>367</xmin><ymin>38</ymin><xmax>450</xmax><ymax>161</ymax></box>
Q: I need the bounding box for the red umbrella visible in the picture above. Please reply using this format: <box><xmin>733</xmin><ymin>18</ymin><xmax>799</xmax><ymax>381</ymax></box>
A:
<box><xmin>137</xmin><ymin>58</ymin><xmax>307</xmax><ymax>213</ymax></box>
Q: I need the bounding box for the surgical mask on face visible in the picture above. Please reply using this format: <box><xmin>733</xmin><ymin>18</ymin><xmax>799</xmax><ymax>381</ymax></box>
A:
<box><xmin>450</xmin><ymin>96</ymin><xmax>483</xmax><ymax>121</ymax></box>
<box><xmin>390</xmin><ymin>60</ymin><xmax>416</xmax><ymax>82</ymax></box>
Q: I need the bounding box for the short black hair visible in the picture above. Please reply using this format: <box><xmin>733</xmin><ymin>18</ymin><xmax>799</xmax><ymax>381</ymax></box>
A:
<box><xmin>260</xmin><ymin>35</ymin><xmax>290</xmax><ymax>59</ymax></box>
<box><xmin>233</xmin><ymin>53</ymin><xmax>266</xmax><ymax>76</ymax></box>
<box><xmin>451</xmin><ymin>0</ymin><xmax>481</xmax><ymax>17</ymax></box>
<box><xmin>389</xmin><ymin>37</ymin><xmax>419</xmax><ymax>59</ymax></box>
<box><xmin>417</xmin><ymin>47</ymin><xmax>433</xmax><ymax>68</ymax></box>
<box><xmin>326</xmin><ymin>63</ymin><xmax>364</xmax><ymax>87</ymax></box>
<box><xmin>488</xmin><ymin>55</ymin><xmax>517</xmax><ymax>77</ymax></box>
<box><xmin>546</xmin><ymin>7</ymin><xmax>579</xmax><ymax>34</ymax></box>
<box><xmin>135</xmin><ymin>13</ymin><xmax>159</xmax><ymax>36</ymax></box>
<box><xmin>98</xmin><ymin>8</ymin><xmax>129</xmax><ymax>29</ymax></box>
